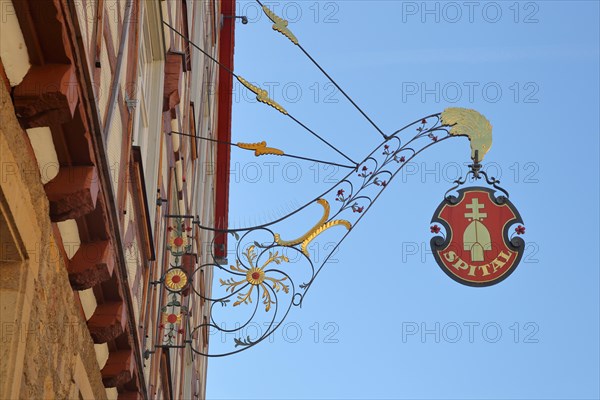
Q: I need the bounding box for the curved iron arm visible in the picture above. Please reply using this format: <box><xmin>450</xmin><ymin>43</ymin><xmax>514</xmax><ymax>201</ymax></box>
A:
<box><xmin>158</xmin><ymin>9</ymin><xmax>496</xmax><ymax>356</ymax></box>
<box><xmin>151</xmin><ymin>113</ymin><xmax>480</xmax><ymax>356</ymax></box>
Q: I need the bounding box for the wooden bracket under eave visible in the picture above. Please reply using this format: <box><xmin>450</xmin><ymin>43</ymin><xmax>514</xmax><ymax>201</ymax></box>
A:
<box><xmin>13</xmin><ymin>64</ymin><xmax>79</xmax><ymax>123</ymax></box>
<box><xmin>44</xmin><ymin>166</ymin><xmax>100</xmax><ymax>222</ymax></box>
<box><xmin>101</xmin><ymin>349</ymin><xmax>134</xmax><ymax>388</ymax></box>
<box><xmin>87</xmin><ymin>301</ymin><xmax>127</xmax><ymax>343</ymax></box>
<box><xmin>67</xmin><ymin>240</ymin><xmax>114</xmax><ymax>290</ymax></box>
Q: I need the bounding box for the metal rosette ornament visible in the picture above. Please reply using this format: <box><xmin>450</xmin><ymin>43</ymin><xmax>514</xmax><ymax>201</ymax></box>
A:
<box><xmin>429</xmin><ymin>109</ymin><xmax>526</xmax><ymax>287</ymax></box>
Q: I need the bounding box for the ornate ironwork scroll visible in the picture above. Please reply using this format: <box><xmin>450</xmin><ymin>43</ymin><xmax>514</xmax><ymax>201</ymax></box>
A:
<box><xmin>159</xmin><ymin>12</ymin><xmax>504</xmax><ymax>357</ymax></box>
<box><xmin>151</xmin><ymin>112</ymin><xmax>486</xmax><ymax>356</ymax></box>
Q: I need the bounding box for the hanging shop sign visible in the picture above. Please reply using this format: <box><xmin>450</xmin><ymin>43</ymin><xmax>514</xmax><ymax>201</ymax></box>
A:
<box><xmin>430</xmin><ymin>186</ymin><xmax>525</xmax><ymax>287</ymax></box>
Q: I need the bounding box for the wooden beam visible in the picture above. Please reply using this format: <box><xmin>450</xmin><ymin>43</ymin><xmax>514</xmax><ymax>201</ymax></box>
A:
<box><xmin>214</xmin><ymin>0</ymin><xmax>236</xmax><ymax>261</ymax></box>
<box><xmin>94</xmin><ymin>0</ymin><xmax>104</xmax><ymax>67</ymax></box>
<box><xmin>190</xmin><ymin>102</ymin><xmax>197</xmax><ymax>160</ymax></box>
<box><xmin>10</xmin><ymin>0</ymin><xmax>44</xmax><ymax>65</ymax></box>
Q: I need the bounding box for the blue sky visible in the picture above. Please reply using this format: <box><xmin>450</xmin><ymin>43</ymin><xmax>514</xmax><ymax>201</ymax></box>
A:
<box><xmin>206</xmin><ymin>1</ymin><xmax>599</xmax><ymax>399</ymax></box>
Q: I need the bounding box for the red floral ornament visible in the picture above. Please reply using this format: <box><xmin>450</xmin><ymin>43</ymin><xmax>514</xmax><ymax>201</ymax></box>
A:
<box><xmin>399</xmin><ymin>156</ymin><xmax>406</xmax><ymax>162</ymax></box>
<box><xmin>430</xmin><ymin>224</ymin><xmax>441</xmax><ymax>234</ymax></box>
<box><xmin>382</xmin><ymin>144</ymin><xmax>392</xmax><ymax>155</ymax></box>
<box><xmin>352</xmin><ymin>203</ymin><xmax>364</xmax><ymax>213</ymax></box>
<box><xmin>358</xmin><ymin>166</ymin><xmax>372</xmax><ymax>178</ymax></box>
<box><xmin>374</xmin><ymin>178</ymin><xmax>387</xmax><ymax>187</ymax></box>
<box><xmin>421</xmin><ymin>118</ymin><xmax>427</xmax><ymax>124</ymax></box>
<box><xmin>166</xmin><ymin>313</ymin><xmax>179</xmax><ymax>324</ymax></box>
<box><xmin>515</xmin><ymin>225</ymin><xmax>526</xmax><ymax>235</ymax></box>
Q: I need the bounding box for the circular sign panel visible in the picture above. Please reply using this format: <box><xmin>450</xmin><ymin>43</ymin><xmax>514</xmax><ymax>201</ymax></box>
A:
<box><xmin>430</xmin><ymin>187</ymin><xmax>525</xmax><ymax>287</ymax></box>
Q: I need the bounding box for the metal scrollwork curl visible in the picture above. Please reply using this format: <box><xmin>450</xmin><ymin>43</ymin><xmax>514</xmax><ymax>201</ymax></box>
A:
<box><xmin>152</xmin><ymin>111</ymin><xmax>491</xmax><ymax>356</ymax></box>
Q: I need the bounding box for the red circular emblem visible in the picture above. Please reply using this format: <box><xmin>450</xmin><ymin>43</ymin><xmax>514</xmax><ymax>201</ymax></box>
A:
<box><xmin>167</xmin><ymin>314</ymin><xmax>178</xmax><ymax>324</ymax></box>
<box><xmin>430</xmin><ymin>187</ymin><xmax>525</xmax><ymax>286</ymax></box>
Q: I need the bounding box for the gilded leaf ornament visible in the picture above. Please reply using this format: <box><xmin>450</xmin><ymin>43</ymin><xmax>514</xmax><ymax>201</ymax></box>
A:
<box><xmin>261</xmin><ymin>5</ymin><xmax>299</xmax><ymax>45</ymax></box>
<box><xmin>441</xmin><ymin>107</ymin><xmax>493</xmax><ymax>162</ymax></box>
<box><xmin>274</xmin><ymin>199</ymin><xmax>331</xmax><ymax>246</ymax></box>
<box><xmin>219</xmin><ymin>246</ymin><xmax>290</xmax><ymax>312</ymax></box>
<box><xmin>237</xmin><ymin>141</ymin><xmax>285</xmax><ymax>156</ymax></box>
<box><xmin>237</xmin><ymin>76</ymin><xmax>288</xmax><ymax>115</ymax></box>
<box><xmin>274</xmin><ymin>199</ymin><xmax>352</xmax><ymax>256</ymax></box>
<box><xmin>299</xmin><ymin>219</ymin><xmax>352</xmax><ymax>256</ymax></box>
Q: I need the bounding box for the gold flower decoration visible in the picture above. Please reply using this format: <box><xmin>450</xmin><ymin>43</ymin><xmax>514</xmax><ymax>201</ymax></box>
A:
<box><xmin>168</xmin><ymin>233</ymin><xmax>187</xmax><ymax>250</ymax></box>
<box><xmin>219</xmin><ymin>246</ymin><xmax>290</xmax><ymax>312</ymax></box>
<box><xmin>246</xmin><ymin>268</ymin><xmax>265</xmax><ymax>285</ymax></box>
<box><xmin>162</xmin><ymin>312</ymin><xmax>182</xmax><ymax>324</ymax></box>
<box><xmin>165</xmin><ymin>268</ymin><xmax>188</xmax><ymax>291</ymax></box>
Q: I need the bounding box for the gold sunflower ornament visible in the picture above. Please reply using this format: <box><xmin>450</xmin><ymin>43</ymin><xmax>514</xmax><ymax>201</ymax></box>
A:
<box><xmin>162</xmin><ymin>312</ymin><xmax>182</xmax><ymax>324</ymax></box>
<box><xmin>246</xmin><ymin>268</ymin><xmax>265</xmax><ymax>285</ymax></box>
<box><xmin>167</xmin><ymin>233</ymin><xmax>188</xmax><ymax>250</ymax></box>
<box><xmin>165</xmin><ymin>268</ymin><xmax>188</xmax><ymax>291</ymax></box>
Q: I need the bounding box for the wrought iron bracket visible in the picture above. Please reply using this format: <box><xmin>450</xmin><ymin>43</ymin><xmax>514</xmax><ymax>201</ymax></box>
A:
<box><xmin>153</xmin><ymin>111</ymin><xmax>497</xmax><ymax>357</ymax></box>
<box><xmin>222</xmin><ymin>15</ymin><xmax>248</xmax><ymax>25</ymax></box>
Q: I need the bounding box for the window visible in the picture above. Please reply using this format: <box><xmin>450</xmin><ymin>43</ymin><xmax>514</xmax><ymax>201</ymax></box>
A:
<box><xmin>131</xmin><ymin>1</ymin><xmax>165</xmax><ymax>232</ymax></box>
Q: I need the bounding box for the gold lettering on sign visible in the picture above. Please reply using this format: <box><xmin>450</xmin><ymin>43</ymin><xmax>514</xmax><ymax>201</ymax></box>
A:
<box><xmin>443</xmin><ymin>251</ymin><xmax>458</xmax><ymax>263</ymax></box>
<box><xmin>441</xmin><ymin>250</ymin><xmax>513</xmax><ymax>278</ymax></box>
<box><xmin>452</xmin><ymin>258</ymin><xmax>470</xmax><ymax>272</ymax></box>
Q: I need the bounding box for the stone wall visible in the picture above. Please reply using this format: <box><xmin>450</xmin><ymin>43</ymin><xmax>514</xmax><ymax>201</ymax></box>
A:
<box><xmin>1</xmin><ymin>79</ymin><xmax>107</xmax><ymax>399</ymax></box>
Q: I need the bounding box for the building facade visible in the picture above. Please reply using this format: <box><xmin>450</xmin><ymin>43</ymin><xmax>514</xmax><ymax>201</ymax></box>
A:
<box><xmin>0</xmin><ymin>0</ymin><xmax>234</xmax><ymax>398</ymax></box>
